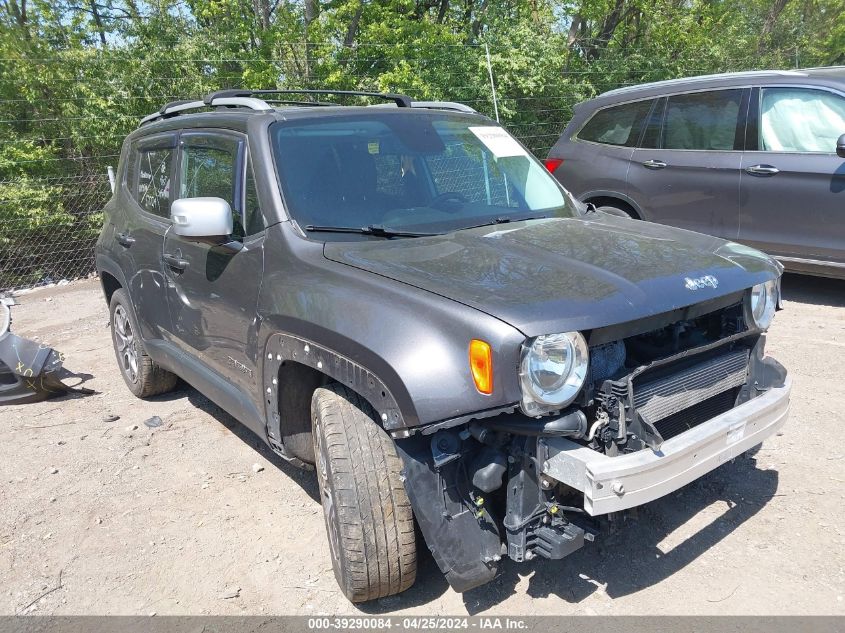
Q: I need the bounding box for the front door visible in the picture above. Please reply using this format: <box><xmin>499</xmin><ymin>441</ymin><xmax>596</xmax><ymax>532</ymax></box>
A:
<box><xmin>627</xmin><ymin>89</ymin><xmax>746</xmax><ymax>240</ymax></box>
<box><xmin>162</xmin><ymin>130</ymin><xmax>266</xmax><ymax>400</ymax></box>
<box><xmin>738</xmin><ymin>86</ymin><xmax>845</xmax><ymax>267</ymax></box>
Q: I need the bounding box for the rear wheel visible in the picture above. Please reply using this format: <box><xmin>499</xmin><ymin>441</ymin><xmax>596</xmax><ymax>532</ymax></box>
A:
<box><xmin>311</xmin><ymin>384</ymin><xmax>417</xmax><ymax>602</ymax></box>
<box><xmin>109</xmin><ymin>289</ymin><xmax>178</xmax><ymax>398</ymax></box>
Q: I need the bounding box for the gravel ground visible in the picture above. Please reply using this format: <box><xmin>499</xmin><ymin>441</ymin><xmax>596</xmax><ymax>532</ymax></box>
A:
<box><xmin>1</xmin><ymin>275</ymin><xmax>844</xmax><ymax>616</ymax></box>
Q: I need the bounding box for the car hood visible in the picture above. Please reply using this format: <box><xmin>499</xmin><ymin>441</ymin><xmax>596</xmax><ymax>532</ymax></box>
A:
<box><xmin>322</xmin><ymin>215</ymin><xmax>781</xmax><ymax>337</ymax></box>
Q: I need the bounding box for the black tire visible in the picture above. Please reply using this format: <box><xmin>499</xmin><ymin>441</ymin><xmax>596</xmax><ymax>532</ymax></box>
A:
<box><xmin>595</xmin><ymin>204</ymin><xmax>636</xmax><ymax>219</ymax></box>
<box><xmin>311</xmin><ymin>384</ymin><xmax>417</xmax><ymax>602</ymax></box>
<box><xmin>109</xmin><ymin>289</ymin><xmax>178</xmax><ymax>398</ymax></box>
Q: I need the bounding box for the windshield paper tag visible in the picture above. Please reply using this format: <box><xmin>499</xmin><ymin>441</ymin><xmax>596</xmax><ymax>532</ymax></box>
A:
<box><xmin>469</xmin><ymin>126</ymin><xmax>528</xmax><ymax>158</ymax></box>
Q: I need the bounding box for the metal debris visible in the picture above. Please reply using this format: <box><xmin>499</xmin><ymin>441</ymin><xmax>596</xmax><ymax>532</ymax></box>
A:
<box><xmin>143</xmin><ymin>416</ymin><xmax>163</xmax><ymax>428</ymax></box>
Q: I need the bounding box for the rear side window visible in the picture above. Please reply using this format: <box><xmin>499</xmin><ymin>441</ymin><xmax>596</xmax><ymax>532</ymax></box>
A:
<box><xmin>576</xmin><ymin>99</ymin><xmax>653</xmax><ymax>147</ymax></box>
<box><xmin>759</xmin><ymin>88</ymin><xmax>845</xmax><ymax>153</ymax></box>
<box><xmin>129</xmin><ymin>143</ymin><xmax>175</xmax><ymax>218</ymax></box>
<box><xmin>662</xmin><ymin>89</ymin><xmax>743</xmax><ymax>150</ymax></box>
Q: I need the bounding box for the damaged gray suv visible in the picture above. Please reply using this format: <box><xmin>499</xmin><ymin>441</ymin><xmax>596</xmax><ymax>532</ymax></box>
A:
<box><xmin>96</xmin><ymin>89</ymin><xmax>791</xmax><ymax>602</ymax></box>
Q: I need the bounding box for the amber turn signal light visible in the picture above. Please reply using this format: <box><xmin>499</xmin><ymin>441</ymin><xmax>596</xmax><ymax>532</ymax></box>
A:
<box><xmin>469</xmin><ymin>339</ymin><xmax>493</xmax><ymax>395</ymax></box>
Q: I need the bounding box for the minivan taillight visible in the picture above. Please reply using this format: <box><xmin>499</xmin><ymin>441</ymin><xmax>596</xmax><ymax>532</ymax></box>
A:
<box><xmin>544</xmin><ymin>157</ymin><xmax>564</xmax><ymax>173</ymax></box>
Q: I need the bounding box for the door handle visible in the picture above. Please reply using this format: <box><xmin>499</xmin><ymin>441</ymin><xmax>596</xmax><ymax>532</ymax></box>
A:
<box><xmin>163</xmin><ymin>253</ymin><xmax>189</xmax><ymax>271</ymax></box>
<box><xmin>745</xmin><ymin>164</ymin><xmax>780</xmax><ymax>176</ymax></box>
<box><xmin>642</xmin><ymin>159</ymin><xmax>667</xmax><ymax>170</ymax></box>
<box><xmin>116</xmin><ymin>232</ymin><xmax>135</xmax><ymax>247</ymax></box>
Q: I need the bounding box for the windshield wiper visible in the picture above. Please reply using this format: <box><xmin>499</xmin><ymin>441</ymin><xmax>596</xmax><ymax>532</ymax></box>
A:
<box><xmin>304</xmin><ymin>224</ymin><xmax>439</xmax><ymax>238</ymax></box>
<box><xmin>453</xmin><ymin>214</ymin><xmax>548</xmax><ymax>232</ymax></box>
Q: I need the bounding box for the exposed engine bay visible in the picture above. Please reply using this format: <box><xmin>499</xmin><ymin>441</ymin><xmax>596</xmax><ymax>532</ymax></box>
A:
<box><xmin>396</xmin><ymin>299</ymin><xmax>788</xmax><ymax>592</ymax></box>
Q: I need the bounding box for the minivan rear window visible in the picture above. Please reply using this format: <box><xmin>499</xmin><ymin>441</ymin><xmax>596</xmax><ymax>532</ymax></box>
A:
<box><xmin>576</xmin><ymin>99</ymin><xmax>653</xmax><ymax>147</ymax></box>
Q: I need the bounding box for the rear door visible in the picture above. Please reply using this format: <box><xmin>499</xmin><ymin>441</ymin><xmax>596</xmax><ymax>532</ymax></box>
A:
<box><xmin>120</xmin><ymin>133</ymin><xmax>178</xmax><ymax>341</ymax></box>
<box><xmin>738</xmin><ymin>86</ymin><xmax>845</xmax><ymax>267</ymax></box>
<box><xmin>627</xmin><ymin>88</ymin><xmax>747</xmax><ymax>240</ymax></box>
<box><xmin>162</xmin><ymin>130</ymin><xmax>266</xmax><ymax>399</ymax></box>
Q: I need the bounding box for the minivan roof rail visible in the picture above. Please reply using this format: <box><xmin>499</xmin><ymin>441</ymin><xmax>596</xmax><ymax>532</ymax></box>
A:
<box><xmin>599</xmin><ymin>69</ymin><xmax>808</xmax><ymax>98</ymax></box>
<box><xmin>205</xmin><ymin>88</ymin><xmax>414</xmax><ymax>108</ymax></box>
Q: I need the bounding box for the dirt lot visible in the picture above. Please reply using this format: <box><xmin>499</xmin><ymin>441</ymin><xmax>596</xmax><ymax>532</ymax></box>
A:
<box><xmin>1</xmin><ymin>275</ymin><xmax>844</xmax><ymax>616</ymax></box>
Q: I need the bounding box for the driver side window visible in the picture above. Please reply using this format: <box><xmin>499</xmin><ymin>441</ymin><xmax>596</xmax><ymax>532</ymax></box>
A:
<box><xmin>760</xmin><ymin>88</ymin><xmax>845</xmax><ymax>153</ymax></box>
<box><xmin>179</xmin><ymin>133</ymin><xmax>245</xmax><ymax>237</ymax></box>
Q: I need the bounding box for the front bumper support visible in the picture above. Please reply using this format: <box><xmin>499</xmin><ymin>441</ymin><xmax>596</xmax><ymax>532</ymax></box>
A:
<box><xmin>541</xmin><ymin>377</ymin><xmax>791</xmax><ymax>515</ymax></box>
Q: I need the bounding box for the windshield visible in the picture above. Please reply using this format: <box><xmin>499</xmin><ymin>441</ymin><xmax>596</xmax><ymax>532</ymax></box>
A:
<box><xmin>270</xmin><ymin>113</ymin><xmax>577</xmax><ymax>237</ymax></box>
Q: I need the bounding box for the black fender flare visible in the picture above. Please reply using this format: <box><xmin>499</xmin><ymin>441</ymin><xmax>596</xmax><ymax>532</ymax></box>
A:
<box><xmin>95</xmin><ymin>253</ymin><xmax>128</xmax><ymax>300</ymax></box>
<box><xmin>261</xmin><ymin>332</ymin><xmax>404</xmax><ymax>457</ymax></box>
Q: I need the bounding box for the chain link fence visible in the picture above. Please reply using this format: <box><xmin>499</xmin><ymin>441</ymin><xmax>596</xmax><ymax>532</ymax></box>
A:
<box><xmin>0</xmin><ymin>173</ymin><xmax>111</xmax><ymax>291</ymax></box>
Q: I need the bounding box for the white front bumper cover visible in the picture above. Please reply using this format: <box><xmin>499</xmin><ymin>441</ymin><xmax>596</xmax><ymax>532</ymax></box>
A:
<box><xmin>541</xmin><ymin>377</ymin><xmax>791</xmax><ymax>516</ymax></box>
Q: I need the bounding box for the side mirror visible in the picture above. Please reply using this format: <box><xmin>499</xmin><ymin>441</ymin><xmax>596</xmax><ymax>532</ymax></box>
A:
<box><xmin>171</xmin><ymin>197</ymin><xmax>233</xmax><ymax>241</ymax></box>
<box><xmin>837</xmin><ymin>133</ymin><xmax>845</xmax><ymax>159</ymax></box>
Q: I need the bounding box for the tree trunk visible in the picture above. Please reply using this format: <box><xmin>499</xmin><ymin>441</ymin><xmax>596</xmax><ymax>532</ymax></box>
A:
<box><xmin>567</xmin><ymin>14</ymin><xmax>581</xmax><ymax>47</ymax></box>
<box><xmin>89</xmin><ymin>0</ymin><xmax>107</xmax><ymax>46</ymax></box>
<box><xmin>470</xmin><ymin>0</ymin><xmax>488</xmax><ymax>40</ymax></box>
<box><xmin>584</xmin><ymin>0</ymin><xmax>625</xmax><ymax>60</ymax></box>
<box><xmin>462</xmin><ymin>0</ymin><xmax>474</xmax><ymax>29</ymax></box>
<box><xmin>303</xmin><ymin>0</ymin><xmax>320</xmax><ymax>83</ymax></box>
<box><xmin>529</xmin><ymin>0</ymin><xmax>539</xmax><ymax>27</ymax></box>
<box><xmin>5</xmin><ymin>0</ymin><xmax>30</xmax><ymax>38</ymax></box>
<box><xmin>343</xmin><ymin>1</ymin><xmax>363</xmax><ymax>48</ymax></box>
<box><xmin>596</xmin><ymin>0</ymin><xmax>625</xmax><ymax>45</ymax></box>
<box><xmin>758</xmin><ymin>0</ymin><xmax>789</xmax><ymax>53</ymax></box>
<box><xmin>436</xmin><ymin>0</ymin><xmax>448</xmax><ymax>24</ymax></box>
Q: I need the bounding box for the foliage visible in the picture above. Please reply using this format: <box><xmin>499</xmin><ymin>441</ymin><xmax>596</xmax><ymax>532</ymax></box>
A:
<box><xmin>0</xmin><ymin>0</ymin><xmax>842</xmax><ymax>288</ymax></box>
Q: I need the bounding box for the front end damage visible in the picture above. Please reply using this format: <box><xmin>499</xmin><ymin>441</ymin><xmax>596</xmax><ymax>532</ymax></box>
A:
<box><xmin>396</xmin><ymin>297</ymin><xmax>789</xmax><ymax>592</ymax></box>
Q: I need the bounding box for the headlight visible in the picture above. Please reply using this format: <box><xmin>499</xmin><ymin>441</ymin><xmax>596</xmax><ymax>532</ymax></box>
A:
<box><xmin>744</xmin><ymin>279</ymin><xmax>778</xmax><ymax>330</ymax></box>
<box><xmin>519</xmin><ymin>331</ymin><xmax>589</xmax><ymax>416</ymax></box>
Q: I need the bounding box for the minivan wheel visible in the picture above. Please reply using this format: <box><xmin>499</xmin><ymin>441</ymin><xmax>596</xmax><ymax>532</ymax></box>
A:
<box><xmin>596</xmin><ymin>204</ymin><xmax>636</xmax><ymax>219</ymax></box>
<box><xmin>109</xmin><ymin>289</ymin><xmax>178</xmax><ymax>398</ymax></box>
<box><xmin>311</xmin><ymin>384</ymin><xmax>417</xmax><ymax>602</ymax></box>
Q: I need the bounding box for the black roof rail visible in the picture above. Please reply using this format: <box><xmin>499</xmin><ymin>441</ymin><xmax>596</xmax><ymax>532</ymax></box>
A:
<box><xmin>204</xmin><ymin>88</ymin><xmax>414</xmax><ymax>108</ymax></box>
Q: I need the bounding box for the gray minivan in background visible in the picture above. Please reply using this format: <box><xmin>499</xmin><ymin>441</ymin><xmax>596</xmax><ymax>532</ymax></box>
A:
<box><xmin>546</xmin><ymin>68</ymin><xmax>845</xmax><ymax>279</ymax></box>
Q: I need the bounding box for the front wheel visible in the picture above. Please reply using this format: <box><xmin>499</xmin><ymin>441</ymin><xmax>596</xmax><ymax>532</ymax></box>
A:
<box><xmin>311</xmin><ymin>384</ymin><xmax>417</xmax><ymax>602</ymax></box>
